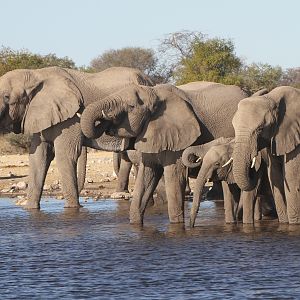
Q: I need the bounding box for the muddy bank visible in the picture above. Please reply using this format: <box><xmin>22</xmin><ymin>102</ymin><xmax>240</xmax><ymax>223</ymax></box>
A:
<box><xmin>0</xmin><ymin>151</ymin><xmax>136</xmax><ymax>201</ymax></box>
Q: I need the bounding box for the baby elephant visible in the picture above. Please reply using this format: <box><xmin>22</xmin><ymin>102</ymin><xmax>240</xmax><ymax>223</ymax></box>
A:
<box><xmin>182</xmin><ymin>137</ymin><xmax>275</xmax><ymax>226</ymax></box>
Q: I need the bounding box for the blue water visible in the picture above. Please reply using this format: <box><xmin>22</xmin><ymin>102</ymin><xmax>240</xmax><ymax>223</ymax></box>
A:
<box><xmin>0</xmin><ymin>198</ymin><xmax>300</xmax><ymax>299</ymax></box>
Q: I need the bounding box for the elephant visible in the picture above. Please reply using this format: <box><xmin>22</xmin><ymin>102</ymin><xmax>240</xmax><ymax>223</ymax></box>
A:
<box><xmin>80</xmin><ymin>81</ymin><xmax>249</xmax><ymax>224</ymax></box>
<box><xmin>232</xmin><ymin>86</ymin><xmax>300</xmax><ymax>223</ymax></box>
<box><xmin>182</xmin><ymin>137</ymin><xmax>279</xmax><ymax>226</ymax></box>
<box><xmin>0</xmin><ymin>66</ymin><xmax>153</xmax><ymax>209</ymax></box>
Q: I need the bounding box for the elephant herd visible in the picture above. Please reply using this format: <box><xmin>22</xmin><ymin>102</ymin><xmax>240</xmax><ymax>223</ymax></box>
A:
<box><xmin>0</xmin><ymin>66</ymin><xmax>299</xmax><ymax>226</ymax></box>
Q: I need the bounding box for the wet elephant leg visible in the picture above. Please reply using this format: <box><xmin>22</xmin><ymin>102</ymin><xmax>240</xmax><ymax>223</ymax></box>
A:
<box><xmin>284</xmin><ymin>146</ymin><xmax>300</xmax><ymax>224</ymax></box>
<box><xmin>163</xmin><ymin>155</ymin><xmax>186</xmax><ymax>224</ymax></box>
<box><xmin>254</xmin><ymin>196</ymin><xmax>262</xmax><ymax>221</ymax></box>
<box><xmin>115</xmin><ymin>153</ymin><xmax>132</xmax><ymax>193</ymax></box>
<box><xmin>222</xmin><ymin>182</ymin><xmax>239</xmax><ymax>223</ymax></box>
<box><xmin>130</xmin><ymin>161</ymin><xmax>163</xmax><ymax>224</ymax></box>
<box><xmin>26</xmin><ymin>134</ymin><xmax>54</xmax><ymax>209</ymax></box>
<box><xmin>268</xmin><ymin>154</ymin><xmax>288</xmax><ymax>223</ymax></box>
<box><xmin>54</xmin><ymin>121</ymin><xmax>83</xmax><ymax>208</ymax></box>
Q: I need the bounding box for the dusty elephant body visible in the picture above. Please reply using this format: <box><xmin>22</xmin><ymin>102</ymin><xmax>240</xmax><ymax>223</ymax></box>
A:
<box><xmin>232</xmin><ymin>86</ymin><xmax>300</xmax><ymax>224</ymax></box>
<box><xmin>80</xmin><ymin>81</ymin><xmax>248</xmax><ymax>224</ymax></box>
<box><xmin>182</xmin><ymin>137</ymin><xmax>280</xmax><ymax>226</ymax></box>
<box><xmin>0</xmin><ymin>66</ymin><xmax>153</xmax><ymax>209</ymax></box>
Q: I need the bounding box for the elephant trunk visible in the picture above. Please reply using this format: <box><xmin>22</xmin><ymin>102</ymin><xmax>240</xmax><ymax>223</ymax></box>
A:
<box><xmin>81</xmin><ymin>98</ymin><xmax>120</xmax><ymax>139</ymax></box>
<box><xmin>182</xmin><ymin>146</ymin><xmax>204</xmax><ymax>168</ymax></box>
<box><xmin>190</xmin><ymin>166</ymin><xmax>212</xmax><ymax>227</ymax></box>
<box><xmin>85</xmin><ymin>134</ymin><xmax>130</xmax><ymax>152</ymax></box>
<box><xmin>233</xmin><ymin>134</ymin><xmax>257</xmax><ymax>191</ymax></box>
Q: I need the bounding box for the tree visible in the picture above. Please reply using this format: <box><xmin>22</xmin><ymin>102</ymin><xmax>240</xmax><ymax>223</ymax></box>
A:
<box><xmin>240</xmin><ymin>63</ymin><xmax>283</xmax><ymax>94</ymax></box>
<box><xmin>280</xmin><ymin>67</ymin><xmax>300</xmax><ymax>88</ymax></box>
<box><xmin>158</xmin><ymin>31</ymin><xmax>243</xmax><ymax>85</ymax></box>
<box><xmin>90</xmin><ymin>47</ymin><xmax>162</xmax><ymax>81</ymax></box>
<box><xmin>0</xmin><ymin>46</ymin><xmax>76</xmax><ymax>76</ymax></box>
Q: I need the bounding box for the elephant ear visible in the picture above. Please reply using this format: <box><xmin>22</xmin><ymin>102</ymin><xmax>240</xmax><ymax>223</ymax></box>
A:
<box><xmin>22</xmin><ymin>77</ymin><xmax>82</xmax><ymax>134</ymax></box>
<box><xmin>134</xmin><ymin>96</ymin><xmax>201</xmax><ymax>153</ymax></box>
<box><xmin>272</xmin><ymin>87</ymin><xmax>300</xmax><ymax>156</ymax></box>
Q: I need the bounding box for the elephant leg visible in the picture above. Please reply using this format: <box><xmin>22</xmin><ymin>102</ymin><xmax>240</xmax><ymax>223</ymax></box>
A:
<box><xmin>26</xmin><ymin>134</ymin><xmax>54</xmax><ymax>209</ymax></box>
<box><xmin>77</xmin><ymin>146</ymin><xmax>87</xmax><ymax>194</ymax></box>
<box><xmin>164</xmin><ymin>161</ymin><xmax>186</xmax><ymax>224</ymax></box>
<box><xmin>115</xmin><ymin>153</ymin><xmax>132</xmax><ymax>193</ymax></box>
<box><xmin>154</xmin><ymin>176</ymin><xmax>167</xmax><ymax>206</ymax></box>
<box><xmin>254</xmin><ymin>196</ymin><xmax>262</xmax><ymax>221</ymax></box>
<box><xmin>130</xmin><ymin>162</ymin><xmax>163</xmax><ymax>224</ymax></box>
<box><xmin>222</xmin><ymin>182</ymin><xmax>238</xmax><ymax>223</ymax></box>
<box><xmin>284</xmin><ymin>147</ymin><xmax>300</xmax><ymax>224</ymax></box>
<box><xmin>268</xmin><ymin>154</ymin><xmax>288</xmax><ymax>223</ymax></box>
<box><xmin>54</xmin><ymin>124</ymin><xmax>83</xmax><ymax>208</ymax></box>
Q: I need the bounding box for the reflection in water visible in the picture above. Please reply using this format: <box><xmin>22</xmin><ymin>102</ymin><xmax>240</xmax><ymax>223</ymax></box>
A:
<box><xmin>0</xmin><ymin>198</ymin><xmax>300</xmax><ymax>299</ymax></box>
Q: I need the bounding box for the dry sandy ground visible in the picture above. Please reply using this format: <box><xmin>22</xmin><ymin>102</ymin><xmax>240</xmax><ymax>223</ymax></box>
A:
<box><xmin>0</xmin><ymin>151</ymin><xmax>136</xmax><ymax>201</ymax></box>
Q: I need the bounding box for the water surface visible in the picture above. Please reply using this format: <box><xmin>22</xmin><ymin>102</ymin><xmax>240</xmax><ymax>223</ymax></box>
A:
<box><xmin>1</xmin><ymin>198</ymin><xmax>300</xmax><ymax>299</ymax></box>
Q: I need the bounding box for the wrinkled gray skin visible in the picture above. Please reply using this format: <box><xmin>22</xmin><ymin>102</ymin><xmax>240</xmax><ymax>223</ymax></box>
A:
<box><xmin>80</xmin><ymin>81</ymin><xmax>248</xmax><ymax>224</ymax></box>
<box><xmin>0</xmin><ymin>66</ymin><xmax>153</xmax><ymax>209</ymax></box>
<box><xmin>232</xmin><ymin>86</ymin><xmax>300</xmax><ymax>224</ymax></box>
<box><xmin>182</xmin><ymin>137</ymin><xmax>281</xmax><ymax>226</ymax></box>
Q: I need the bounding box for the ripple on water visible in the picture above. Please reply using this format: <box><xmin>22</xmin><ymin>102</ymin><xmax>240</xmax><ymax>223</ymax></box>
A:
<box><xmin>0</xmin><ymin>198</ymin><xmax>300</xmax><ymax>299</ymax></box>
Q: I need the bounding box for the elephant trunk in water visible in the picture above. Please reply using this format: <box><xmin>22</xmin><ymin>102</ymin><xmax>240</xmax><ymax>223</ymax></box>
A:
<box><xmin>190</xmin><ymin>165</ymin><xmax>212</xmax><ymax>227</ymax></box>
<box><xmin>81</xmin><ymin>97</ymin><xmax>124</xmax><ymax>139</ymax></box>
<box><xmin>233</xmin><ymin>135</ymin><xmax>257</xmax><ymax>191</ymax></box>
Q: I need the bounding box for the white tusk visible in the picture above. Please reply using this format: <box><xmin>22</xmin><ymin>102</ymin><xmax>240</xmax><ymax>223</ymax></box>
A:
<box><xmin>101</xmin><ymin>110</ymin><xmax>109</xmax><ymax>119</ymax></box>
<box><xmin>76</xmin><ymin>112</ymin><xmax>81</xmax><ymax>118</ymax></box>
<box><xmin>251</xmin><ymin>157</ymin><xmax>256</xmax><ymax>168</ymax></box>
<box><xmin>196</xmin><ymin>157</ymin><xmax>202</xmax><ymax>163</ymax></box>
<box><xmin>222</xmin><ymin>157</ymin><xmax>233</xmax><ymax>168</ymax></box>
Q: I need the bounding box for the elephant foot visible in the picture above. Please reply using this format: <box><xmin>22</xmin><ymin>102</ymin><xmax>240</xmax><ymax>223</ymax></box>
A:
<box><xmin>16</xmin><ymin>197</ymin><xmax>40</xmax><ymax>209</ymax></box>
<box><xmin>110</xmin><ymin>191</ymin><xmax>131</xmax><ymax>200</ymax></box>
<box><xmin>129</xmin><ymin>210</ymin><xmax>143</xmax><ymax>225</ymax></box>
<box><xmin>64</xmin><ymin>200</ymin><xmax>82</xmax><ymax>209</ymax></box>
<box><xmin>277</xmin><ymin>213</ymin><xmax>289</xmax><ymax>223</ymax></box>
<box><xmin>169</xmin><ymin>212</ymin><xmax>184</xmax><ymax>224</ymax></box>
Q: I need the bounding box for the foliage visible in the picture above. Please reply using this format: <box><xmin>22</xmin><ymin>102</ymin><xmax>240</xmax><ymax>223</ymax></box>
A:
<box><xmin>174</xmin><ymin>38</ymin><xmax>243</xmax><ymax>85</ymax></box>
<box><xmin>280</xmin><ymin>67</ymin><xmax>300</xmax><ymax>88</ymax></box>
<box><xmin>158</xmin><ymin>31</ymin><xmax>243</xmax><ymax>85</ymax></box>
<box><xmin>0</xmin><ymin>46</ymin><xmax>76</xmax><ymax>76</ymax></box>
<box><xmin>91</xmin><ymin>47</ymin><xmax>157</xmax><ymax>78</ymax></box>
<box><xmin>239</xmin><ymin>63</ymin><xmax>283</xmax><ymax>94</ymax></box>
<box><xmin>4</xmin><ymin>133</ymin><xmax>31</xmax><ymax>151</ymax></box>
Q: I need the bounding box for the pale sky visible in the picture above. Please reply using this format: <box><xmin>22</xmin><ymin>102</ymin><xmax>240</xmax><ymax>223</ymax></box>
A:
<box><xmin>1</xmin><ymin>0</ymin><xmax>299</xmax><ymax>69</ymax></box>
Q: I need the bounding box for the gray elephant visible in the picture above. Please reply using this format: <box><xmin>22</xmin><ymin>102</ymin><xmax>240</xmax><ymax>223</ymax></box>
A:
<box><xmin>232</xmin><ymin>86</ymin><xmax>300</xmax><ymax>223</ymax></box>
<box><xmin>0</xmin><ymin>66</ymin><xmax>153</xmax><ymax>209</ymax></box>
<box><xmin>80</xmin><ymin>81</ymin><xmax>249</xmax><ymax>224</ymax></box>
<box><xmin>182</xmin><ymin>137</ymin><xmax>279</xmax><ymax>226</ymax></box>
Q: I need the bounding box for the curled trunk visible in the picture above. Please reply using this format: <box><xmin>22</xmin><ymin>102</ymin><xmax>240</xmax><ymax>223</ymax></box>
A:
<box><xmin>182</xmin><ymin>145</ymin><xmax>203</xmax><ymax>168</ymax></box>
<box><xmin>85</xmin><ymin>134</ymin><xmax>129</xmax><ymax>152</ymax></box>
<box><xmin>80</xmin><ymin>100</ymin><xmax>112</xmax><ymax>139</ymax></box>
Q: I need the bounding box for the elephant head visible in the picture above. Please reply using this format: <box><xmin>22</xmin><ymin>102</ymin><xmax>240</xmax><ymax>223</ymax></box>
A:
<box><xmin>186</xmin><ymin>137</ymin><xmax>235</xmax><ymax>227</ymax></box>
<box><xmin>0</xmin><ymin>67</ymin><xmax>83</xmax><ymax>134</ymax></box>
<box><xmin>232</xmin><ymin>86</ymin><xmax>300</xmax><ymax>191</ymax></box>
<box><xmin>80</xmin><ymin>84</ymin><xmax>201</xmax><ymax>153</ymax></box>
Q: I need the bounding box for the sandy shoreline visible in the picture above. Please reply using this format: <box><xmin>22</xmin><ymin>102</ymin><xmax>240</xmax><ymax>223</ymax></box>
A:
<box><xmin>0</xmin><ymin>151</ymin><xmax>135</xmax><ymax>201</ymax></box>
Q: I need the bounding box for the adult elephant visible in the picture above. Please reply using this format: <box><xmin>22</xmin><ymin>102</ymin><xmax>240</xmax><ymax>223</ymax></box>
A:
<box><xmin>0</xmin><ymin>66</ymin><xmax>153</xmax><ymax>209</ymax></box>
<box><xmin>182</xmin><ymin>137</ymin><xmax>281</xmax><ymax>226</ymax></box>
<box><xmin>232</xmin><ymin>86</ymin><xmax>300</xmax><ymax>224</ymax></box>
<box><xmin>80</xmin><ymin>81</ymin><xmax>249</xmax><ymax>224</ymax></box>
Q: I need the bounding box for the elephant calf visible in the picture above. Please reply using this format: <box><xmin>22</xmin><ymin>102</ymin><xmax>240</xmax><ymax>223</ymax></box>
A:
<box><xmin>182</xmin><ymin>137</ymin><xmax>281</xmax><ymax>226</ymax></box>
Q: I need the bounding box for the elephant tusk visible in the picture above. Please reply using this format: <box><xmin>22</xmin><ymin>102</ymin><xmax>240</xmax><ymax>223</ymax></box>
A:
<box><xmin>222</xmin><ymin>157</ymin><xmax>233</xmax><ymax>168</ymax></box>
<box><xmin>195</xmin><ymin>157</ymin><xmax>202</xmax><ymax>163</ymax></box>
<box><xmin>251</xmin><ymin>157</ymin><xmax>256</xmax><ymax>169</ymax></box>
<box><xmin>102</xmin><ymin>110</ymin><xmax>109</xmax><ymax>119</ymax></box>
<box><xmin>76</xmin><ymin>112</ymin><xmax>81</xmax><ymax>118</ymax></box>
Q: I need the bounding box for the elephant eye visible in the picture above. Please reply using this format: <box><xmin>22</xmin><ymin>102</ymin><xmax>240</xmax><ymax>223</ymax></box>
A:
<box><xmin>128</xmin><ymin>105</ymin><xmax>135</xmax><ymax>112</ymax></box>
